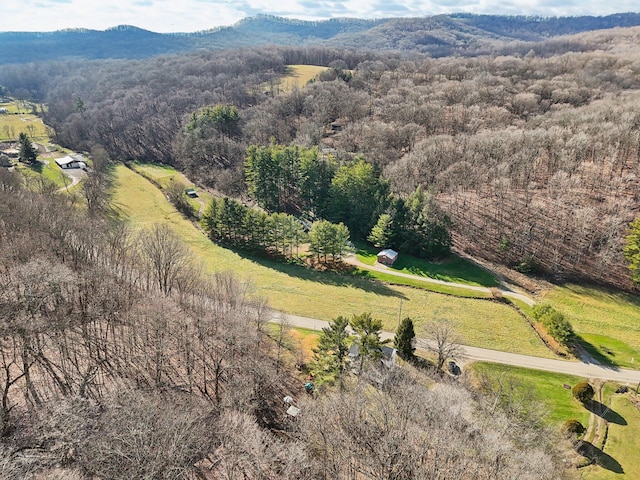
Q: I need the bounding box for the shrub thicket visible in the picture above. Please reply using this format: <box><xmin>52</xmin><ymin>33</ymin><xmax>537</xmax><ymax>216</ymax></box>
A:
<box><xmin>532</xmin><ymin>304</ymin><xmax>575</xmax><ymax>346</ymax></box>
<box><xmin>572</xmin><ymin>381</ymin><xmax>595</xmax><ymax>403</ymax></box>
<box><xmin>562</xmin><ymin>419</ymin><xmax>586</xmax><ymax>438</ymax></box>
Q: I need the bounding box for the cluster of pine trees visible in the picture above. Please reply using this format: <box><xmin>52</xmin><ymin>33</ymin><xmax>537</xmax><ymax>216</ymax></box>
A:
<box><xmin>244</xmin><ymin>142</ymin><xmax>452</xmax><ymax>257</ymax></box>
<box><xmin>202</xmin><ymin>196</ymin><xmax>351</xmax><ymax>262</ymax></box>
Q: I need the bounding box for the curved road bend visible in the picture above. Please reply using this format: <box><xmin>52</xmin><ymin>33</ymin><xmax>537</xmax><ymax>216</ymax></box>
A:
<box><xmin>273</xmin><ymin>313</ymin><xmax>640</xmax><ymax>385</ymax></box>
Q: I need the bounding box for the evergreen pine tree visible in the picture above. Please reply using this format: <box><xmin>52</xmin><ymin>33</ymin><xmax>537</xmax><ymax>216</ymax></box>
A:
<box><xmin>368</xmin><ymin>213</ymin><xmax>394</xmax><ymax>248</ymax></box>
<box><xmin>18</xmin><ymin>132</ymin><xmax>37</xmax><ymax>164</ymax></box>
<box><xmin>394</xmin><ymin>317</ymin><xmax>416</xmax><ymax>359</ymax></box>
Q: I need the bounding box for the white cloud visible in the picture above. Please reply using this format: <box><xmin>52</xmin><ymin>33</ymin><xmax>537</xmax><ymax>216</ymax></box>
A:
<box><xmin>3</xmin><ymin>0</ymin><xmax>639</xmax><ymax>32</ymax></box>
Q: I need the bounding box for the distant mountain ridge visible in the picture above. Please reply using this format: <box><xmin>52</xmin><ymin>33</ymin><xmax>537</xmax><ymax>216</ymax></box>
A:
<box><xmin>1</xmin><ymin>12</ymin><xmax>640</xmax><ymax>64</ymax></box>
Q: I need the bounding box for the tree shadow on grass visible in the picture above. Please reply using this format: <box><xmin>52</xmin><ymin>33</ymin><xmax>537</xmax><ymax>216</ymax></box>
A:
<box><xmin>234</xmin><ymin>249</ymin><xmax>407</xmax><ymax>300</ymax></box>
<box><xmin>28</xmin><ymin>160</ymin><xmax>43</xmax><ymax>173</ymax></box>
<box><xmin>573</xmin><ymin>335</ymin><xmax>619</xmax><ymax>370</ymax></box>
<box><xmin>585</xmin><ymin>400</ymin><xmax>627</xmax><ymax>425</ymax></box>
<box><xmin>575</xmin><ymin>441</ymin><xmax>624</xmax><ymax>473</ymax></box>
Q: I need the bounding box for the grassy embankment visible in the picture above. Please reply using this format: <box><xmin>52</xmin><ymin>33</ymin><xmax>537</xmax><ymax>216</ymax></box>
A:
<box><xmin>472</xmin><ymin>363</ymin><xmax>640</xmax><ymax>479</ymax></box>
<box><xmin>112</xmin><ymin>164</ymin><xmax>553</xmax><ymax>358</ymax></box>
<box><xmin>581</xmin><ymin>384</ymin><xmax>640</xmax><ymax>479</ymax></box>
<box><xmin>356</xmin><ymin>243</ymin><xmax>499</xmax><ymax>288</ymax></box>
<box><xmin>471</xmin><ymin>362</ymin><xmax>590</xmax><ymax>426</ymax></box>
<box><xmin>543</xmin><ymin>285</ymin><xmax>640</xmax><ymax>369</ymax></box>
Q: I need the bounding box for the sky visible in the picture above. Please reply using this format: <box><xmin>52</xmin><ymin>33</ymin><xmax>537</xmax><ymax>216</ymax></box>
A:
<box><xmin>2</xmin><ymin>0</ymin><xmax>639</xmax><ymax>33</ymax></box>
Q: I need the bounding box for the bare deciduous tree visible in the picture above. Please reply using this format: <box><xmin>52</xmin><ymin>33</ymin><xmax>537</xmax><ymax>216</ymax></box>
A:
<box><xmin>139</xmin><ymin>224</ymin><xmax>191</xmax><ymax>296</ymax></box>
<box><xmin>420</xmin><ymin>318</ymin><xmax>464</xmax><ymax>371</ymax></box>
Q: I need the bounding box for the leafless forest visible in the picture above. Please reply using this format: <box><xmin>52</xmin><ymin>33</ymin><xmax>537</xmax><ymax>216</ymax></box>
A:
<box><xmin>3</xmin><ymin>27</ymin><xmax>639</xmax><ymax>289</ymax></box>
<box><xmin>0</xmin><ymin>173</ymin><xmax>571</xmax><ymax>478</ymax></box>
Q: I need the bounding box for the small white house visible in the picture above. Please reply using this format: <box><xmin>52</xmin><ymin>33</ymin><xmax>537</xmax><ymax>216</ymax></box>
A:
<box><xmin>55</xmin><ymin>155</ymin><xmax>87</xmax><ymax>170</ymax></box>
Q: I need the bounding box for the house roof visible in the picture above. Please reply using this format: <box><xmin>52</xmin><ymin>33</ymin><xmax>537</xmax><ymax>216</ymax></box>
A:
<box><xmin>348</xmin><ymin>343</ymin><xmax>397</xmax><ymax>362</ymax></box>
<box><xmin>55</xmin><ymin>155</ymin><xmax>86</xmax><ymax>166</ymax></box>
<box><xmin>377</xmin><ymin>249</ymin><xmax>398</xmax><ymax>260</ymax></box>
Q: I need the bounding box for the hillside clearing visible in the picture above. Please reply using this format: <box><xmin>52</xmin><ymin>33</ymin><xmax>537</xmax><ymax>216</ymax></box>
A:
<box><xmin>543</xmin><ymin>285</ymin><xmax>640</xmax><ymax>368</ymax></box>
<box><xmin>112</xmin><ymin>164</ymin><xmax>554</xmax><ymax>358</ymax></box>
<box><xmin>278</xmin><ymin>65</ymin><xmax>327</xmax><ymax>92</ymax></box>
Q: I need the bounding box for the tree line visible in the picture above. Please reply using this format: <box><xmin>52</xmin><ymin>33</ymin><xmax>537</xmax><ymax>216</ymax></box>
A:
<box><xmin>203</xmin><ymin>195</ymin><xmax>352</xmax><ymax>263</ymax></box>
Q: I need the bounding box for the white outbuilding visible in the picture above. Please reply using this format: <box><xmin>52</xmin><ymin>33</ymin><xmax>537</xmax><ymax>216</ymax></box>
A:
<box><xmin>55</xmin><ymin>154</ymin><xmax>87</xmax><ymax>170</ymax></box>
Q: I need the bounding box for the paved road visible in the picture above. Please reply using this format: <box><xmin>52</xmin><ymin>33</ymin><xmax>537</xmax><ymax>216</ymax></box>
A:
<box><xmin>273</xmin><ymin>312</ymin><xmax>640</xmax><ymax>385</ymax></box>
<box><xmin>343</xmin><ymin>255</ymin><xmax>535</xmax><ymax>306</ymax></box>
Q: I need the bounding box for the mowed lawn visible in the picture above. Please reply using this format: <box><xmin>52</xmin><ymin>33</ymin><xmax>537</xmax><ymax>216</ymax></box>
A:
<box><xmin>356</xmin><ymin>243</ymin><xmax>499</xmax><ymax>287</ymax></box>
<box><xmin>543</xmin><ymin>285</ymin><xmax>640</xmax><ymax>368</ymax></box>
<box><xmin>112</xmin><ymin>164</ymin><xmax>554</xmax><ymax>357</ymax></box>
<box><xmin>471</xmin><ymin>362</ymin><xmax>590</xmax><ymax>427</ymax></box>
<box><xmin>582</xmin><ymin>389</ymin><xmax>640</xmax><ymax>480</ymax></box>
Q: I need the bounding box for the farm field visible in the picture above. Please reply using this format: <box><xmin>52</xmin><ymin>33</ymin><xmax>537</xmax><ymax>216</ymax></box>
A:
<box><xmin>543</xmin><ymin>285</ymin><xmax>640</xmax><ymax>369</ymax></box>
<box><xmin>112</xmin><ymin>164</ymin><xmax>554</xmax><ymax>358</ymax></box>
<box><xmin>0</xmin><ymin>101</ymin><xmax>48</xmax><ymax>142</ymax></box>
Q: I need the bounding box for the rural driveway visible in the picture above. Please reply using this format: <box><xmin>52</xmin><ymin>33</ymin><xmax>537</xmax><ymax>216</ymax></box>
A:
<box><xmin>343</xmin><ymin>255</ymin><xmax>535</xmax><ymax>306</ymax></box>
<box><xmin>273</xmin><ymin>312</ymin><xmax>640</xmax><ymax>385</ymax></box>
<box><xmin>57</xmin><ymin>166</ymin><xmax>85</xmax><ymax>192</ymax></box>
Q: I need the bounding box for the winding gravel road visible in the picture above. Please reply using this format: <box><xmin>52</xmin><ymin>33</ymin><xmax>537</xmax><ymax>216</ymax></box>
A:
<box><xmin>271</xmin><ymin>256</ymin><xmax>640</xmax><ymax>384</ymax></box>
<box><xmin>273</xmin><ymin>312</ymin><xmax>640</xmax><ymax>384</ymax></box>
<box><xmin>343</xmin><ymin>255</ymin><xmax>535</xmax><ymax>306</ymax></box>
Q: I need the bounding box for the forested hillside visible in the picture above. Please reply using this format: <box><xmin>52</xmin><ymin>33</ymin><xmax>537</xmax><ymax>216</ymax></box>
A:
<box><xmin>0</xmin><ymin>168</ymin><xmax>568</xmax><ymax>479</ymax></box>
<box><xmin>3</xmin><ymin>13</ymin><xmax>640</xmax><ymax>64</ymax></box>
<box><xmin>3</xmin><ymin>24</ymin><xmax>639</xmax><ymax>289</ymax></box>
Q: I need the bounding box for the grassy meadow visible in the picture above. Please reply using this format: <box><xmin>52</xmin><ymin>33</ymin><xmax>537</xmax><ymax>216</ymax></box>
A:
<box><xmin>130</xmin><ymin>161</ymin><xmax>213</xmax><ymax>214</ymax></box>
<box><xmin>278</xmin><ymin>65</ymin><xmax>327</xmax><ymax>92</ymax></box>
<box><xmin>356</xmin><ymin>243</ymin><xmax>499</xmax><ymax>287</ymax></box>
<box><xmin>112</xmin><ymin>164</ymin><xmax>554</xmax><ymax>358</ymax></box>
<box><xmin>543</xmin><ymin>285</ymin><xmax>640</xmax><ymax>368</ymax></box>
<box><xmin>0</xmin><ymin>101</ymin><xmax>49</xmax><ymax>142</ymax></box>
<box><xmin>471</xmin><ymin>362</ymin><xmax>591</xmax><ymax>426</ymax></box>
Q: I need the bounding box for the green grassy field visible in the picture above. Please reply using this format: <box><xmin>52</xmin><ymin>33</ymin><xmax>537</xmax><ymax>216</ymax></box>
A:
<box><xmin>353</xmin><ymin>268</ymin><xmax>493</xmax><ymax>298</ymax></box>
<box><xmin>471</xmin><ymin>362</ymin><xmax>591</xmax><ymax>427</ymax></box>
<box><xmin>130</xmin><ymin>162</ymin><xmax>213</xmax><ymax>214</ymax></box>
<box><xmin>15</xmin><ymin>156</ymin><xmax>67</xmax><ymax>189</ymax></box>
<box><xmin>112</xmin><ymin>164</ymin><xmax>554</xmax><ymax>358</ymax></box>
<box><xmin>355</xmin><ymin>244</ymin><xmax>499</xmax><ymax>287</ymax></box>
<box><xmin>582</xmin><ymin>387</ymin><xmax>640</xmax><ymax>479</ymax></box>
<box><xmin>543</xmin><ymin>285</ymin><xmax>640</xmax><ymax>368</ymax></box>
<box><xmin>0</xmin><ymin>101</ymin><xmax>49</xmax><ymax>142</ymax></box>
